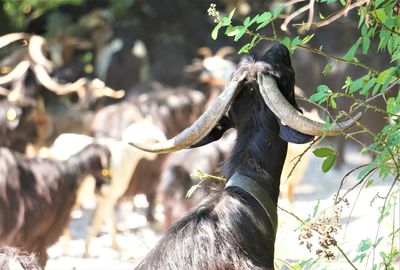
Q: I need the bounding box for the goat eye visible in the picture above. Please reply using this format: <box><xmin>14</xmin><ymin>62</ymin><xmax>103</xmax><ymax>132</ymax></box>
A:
<box><xmin>102</xmin><ymin>168</ymin><xmax>111</xmax><ymax>176</ymax></box>
<box><xmin>6</xmin><ymin>108</ymin><xmax>17</xmax><ymax>121</ymax></box>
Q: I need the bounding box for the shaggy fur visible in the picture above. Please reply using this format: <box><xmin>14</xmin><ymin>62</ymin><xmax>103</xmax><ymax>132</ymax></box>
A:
<box><xmin>0</xmin><ymin>246</ymin><xmax>41</xmax><ymax>270</ymax></box>
<box><xmin>135</xmin><ymin>44</ymin><xmax>314</xmax><ymax>269</ymax></box>
<box><xmin>0</xmin><ymin>144</ymin><xmax>111</xmax><ymax>267</ymax></box>
<box><xmin>158</xmin><ymin>132</ymin><xmax>234</xmax><ymax>230</ymax></box>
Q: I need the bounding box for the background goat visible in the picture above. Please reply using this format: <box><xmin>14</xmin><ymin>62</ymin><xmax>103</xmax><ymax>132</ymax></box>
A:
<box><xmin>130</xmin><ymin>44</ymin><xmax>359</xmax><ymax>269</ymax></box>
<box><xmin>0</xmin><ymin>143</ymin><xmax>111</xmax><ymax>267</ymax></box>
<box><xmin>47</xmin><ymin>121</ymin><xmax>166</xmax><ymax>257</ymax></box>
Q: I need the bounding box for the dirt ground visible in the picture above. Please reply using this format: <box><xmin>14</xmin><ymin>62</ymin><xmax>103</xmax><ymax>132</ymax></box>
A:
<box><xmin>45</xmin><ymin>144</ymin><xmax>399</xmax><ymax>270</ymax></box>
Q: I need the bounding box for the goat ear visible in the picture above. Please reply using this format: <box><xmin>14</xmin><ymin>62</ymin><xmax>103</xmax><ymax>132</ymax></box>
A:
<box><xmin>278</xmin><ymin>120</ymin><xmax>314</xmax><ymax>144</ymax></box>
<box><xmin>190</xmin><ymin>115</ymin><xmax>232</xmax><ymax>148</ymax></box>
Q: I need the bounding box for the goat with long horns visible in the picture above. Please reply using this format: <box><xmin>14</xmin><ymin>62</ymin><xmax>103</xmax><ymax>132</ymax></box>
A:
<box><xmin>130</xmin><ymin>44</ymin><xmax>361</xmax><ymax>269</ymax></box>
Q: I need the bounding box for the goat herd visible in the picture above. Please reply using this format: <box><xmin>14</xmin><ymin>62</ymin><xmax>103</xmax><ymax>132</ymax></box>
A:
<box><xmin>0</xmin><ymin>32</ymin><xmax>360</xmax><ymax>269</ymax></box>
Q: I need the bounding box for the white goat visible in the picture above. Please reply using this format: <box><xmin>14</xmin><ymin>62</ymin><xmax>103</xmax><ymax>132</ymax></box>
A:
<box><xmin>48</xmin><ymin>121</ymin><xmax>166</xmax><ymax>256</ymax></box>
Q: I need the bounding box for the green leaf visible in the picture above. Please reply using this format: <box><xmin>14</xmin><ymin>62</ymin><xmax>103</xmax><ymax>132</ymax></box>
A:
<box><xmin>366</xmin><ymin>179</ymin><xmax>374</xmax><ymax>188</ymax></box>
<box><xmin>362</xmin><ymin>36</ymin><xmax>370</xmax><ymax>54</ymax></box>
<box><xmin>186</xmin><ymin>184</ymin><xmax>199</xmax><ymax>198</ymax></box>
<box><xmin>360</xmin><ymin>77</ymin><xmax>376</xmax><ymax>96</ymax></box>
<box><xmin>309</xmin><ymin>91</ymin><xmax>326</xmax><ymax>103</ymax></box>
<box><xmin>343</xmin><ymin>38</ymin><xmax>362</xmax><ymax>61</ymax></box>
<box><xmin>228</xmin><ymin>8</ymin><xmax>236</xmax><ymax>20</ymax></box>
<box><xmin>322</xmin><ymin>155</ymin><xmax>336</xmax><ymax>173</ymax></box>
<box><xmin>256</xmin><ymin>12</ymin><xmax>272</xmax><ymax>30</ymax></box>
<box><xmin>257</xmin><ymin>11</ymin><xmax>272</xmax><ymax>23</ymax></box>
<box><xmin>376</xmin><ymin>67</ymin><xmax>396</xmax><ymax>84</ymax></box>
<box><xmin>234</xmin><ymin>26</ymin><xmax>247</xmax><ymax>41</ymax></box>
<box><xmin>238</xmin><ymin>44</ymin><xmax>251</xmax><ymax>54</ymax></box>
<box><xmin>312</xmin><ymin>200</ymin><xmax>320</xmax><ymax>218</ymax></box>
<box><xmin>349</xmin><ymin>76</ymin><xmax>365</xmax><ymax>93</ymax></box>
<box><xmin>225</xmin><ymin>25</ymin><xmax>240</xmax><ymax>37</ymax></box>
<box><xmin>353</xmin><ymin>253</ymin><xmax>367</xmax><ymax>263</ymax></box>
<box><xmin>243</xmin><ymin>16</ymin><xmax>251</xmax><ymax>27</ymax></box>
<box><xmin>272</xmin><ymin>4</ymin><xmax>284</xmax><ymax>18</ymax></box>
<box><xmin>290</xmin><ymin>36</ymin><xmax>301</xmax><ymax>49</ymax></box>
<box><xmin>280</xmin><ymin>37</ymin><xmax>291</xmax><ymax>48</ymax></box>
<box><xmin>322</xmin><ymin>64</ymin><xmax>333</xmax><ymax>75</ymax></box>
<box><xmin>211</xmin><ymin>22</ymin><xmax>223</xmax><ymax>40</ymax></box>
<box><xmin>309</xmin><ymin>84</ymin><xmax>330</xmax><ymax>103</ymax></box>
<box><xmin>313</xmin><ymin>147</ymin><xmax>335</xmax><ymax>158</ymax></box>
<box><xmin>299</xmin><ymin>34</ymin><xmax>314</xmax><ymax>46</ymax></box>
<box><xmin>358</xmin><ymin>239</ymin><xmax>372</xmax><ymax>252</ymax></box>
<box><xmin>374</xmin><ymin>8</ymin><xmax>388</xmax><ymax>23</ymax></box>
<box><xmin>387</xmin><ymin>97</ymin><xmax>398</xmax><ymax>114</ymax></box>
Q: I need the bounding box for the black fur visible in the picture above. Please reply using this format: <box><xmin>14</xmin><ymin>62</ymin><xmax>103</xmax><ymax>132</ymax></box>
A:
<box><xmin>136</xmin><ymin>44</ymin><xmax>313</xmax><ymax>269</ymax></box>
<box><xmin>0</xmin><ymin>143</ymin><xmax>111</xmax><ymax>267</ymax></box>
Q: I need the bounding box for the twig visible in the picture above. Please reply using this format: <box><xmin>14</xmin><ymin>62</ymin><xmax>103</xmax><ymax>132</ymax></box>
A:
<box><xmin>369</xmin><ymin>12</ymin><xmax>400</xmax><ymax>36</ymax></box>
<box><xmin>283</xmin><ymin>0</ymin><xmax>307</xmax><ymax>7</ymax></box>
<box><xmin>312</xmin><ymin>0</ymin><xmax>370</xmax><ymax>29</ymax></box>
<box><xmin>284</xmin><ymin>136</ymin><xmax>321</xmax><ymax>184</ymax></box>
<box><xmin>277</xmin><ymin>206</ymin><xmax>305</xmax><ymax>224</ymax></box>
<box><xmin>336</xmin><ymin>244</ymin><xmax>359</xmax><ymax>270</ymax></box>
<box><xmin>350</xmin><ymin>79</ymin><xmax>400</xmax><ymax>114</ymax></box>
<box><xmin>305</xmin><ymin>0</ymin><xmax>316</xmax><ymax>32</ymax></box>
<box><xmin>337</xmin><ymin>167</ymin><xmax>377</xmax><ymax>204</ymax></box>
<box><xmin>281</xmin><ymin>4</ymin><xmax>310</xmax><ymax>32</ymax></box>
<box><xmin>372</xmin><ymin>177</ymin><xmax>399</xmax><ymax>266</ymax></box>
<box><xmin>335</xmin><ymin>164</ymin><xmax>369</xmax><ymax>204</ymax></box>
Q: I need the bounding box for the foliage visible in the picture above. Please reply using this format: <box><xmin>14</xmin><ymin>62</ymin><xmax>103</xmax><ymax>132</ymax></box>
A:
<box><xmin>209</xmin><ymin>0</ymin><xmax>399</xmax><ymax>269</ymax></box>
<box><xmin>2</xmin><ymin>0</ymin><xmax>81</xmax><ymax>30</ymax></box>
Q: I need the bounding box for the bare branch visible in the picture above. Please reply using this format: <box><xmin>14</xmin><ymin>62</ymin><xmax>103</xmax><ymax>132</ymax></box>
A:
<box><xmin>312</xmin><ymin>0</ymin><xmax>370</xmax><ymax>29</ymax></box>
<box><xmin>281</xmin><ymin>4</ymin><xmax>310</xmax><ymax>32</ymax></box>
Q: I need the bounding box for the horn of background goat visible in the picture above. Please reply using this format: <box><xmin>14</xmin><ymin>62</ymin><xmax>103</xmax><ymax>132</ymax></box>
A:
<box><xmin>32</xmin><ymin>64</ymin><xmax>87</xmax><ymax>94</ymax></box>
<box><xmin>28</xmin><ymin>35</ymin><xmax>53</xmax><ymax>71</ymax></box>
<box><xmin>0</xmin><ymin>61</ymin><xmax>30</xmax><ymax>85</ymax></box>
<box><xmin>257</xmin><ymin>73</ymin><xmax>362</xmax><ymax>136</ymax></box>
<box><xmin>0</xmin><ymin>33</ymin><xmax>28</xmax><ymax>49</ymax></box>
<box><xmin>129</xmin><ymin>73</ymin><xmax>247</xmax><ymax>153</ymax></box>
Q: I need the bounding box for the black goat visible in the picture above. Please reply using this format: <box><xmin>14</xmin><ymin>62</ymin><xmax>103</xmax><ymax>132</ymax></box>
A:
<box><xmin>0</xmin><ymin>143</ymin><xmax>111</xmax><ymax>267</ymax></box>
<box><xmin>158</xmin><ymin>131</ymin><xmax>234</xmax><ymax>230</ymax></box>
<box><xmin>130</xmin><ymin>44</ymin><xmax>360</xmax><ymax>269</ymax></box>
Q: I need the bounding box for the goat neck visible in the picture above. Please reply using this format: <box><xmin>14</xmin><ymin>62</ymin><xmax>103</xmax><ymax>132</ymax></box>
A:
<box><xmin>223</xmin><ymin>80</ymin><xmax>287</xmax><ymax>204</ymax></box>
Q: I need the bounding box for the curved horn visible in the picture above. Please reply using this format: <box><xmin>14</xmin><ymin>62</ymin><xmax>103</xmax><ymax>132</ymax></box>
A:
<box><xmin>257</xmin><ymin>72</ymin><xmax>361</xmax><ymax>136</ymax></box>
<box><xmin>215</xmin><ymin>46</ymin><xmax>235</xmax><ymax>58</ymax></box>
<box><xmin>0</xmin><ymin>85</ymin><xmax>10</xmax><ymax>96</ymax></box>
<box><xmin>0</xmin><ymin>32</ymin><xmax>28</xmax><ymax>49</ymax></box>
<box><xmin>129</xmin><ymin>73</ymin><xmax>247</xmax><ymax>153</ymax></box>
<box><xmin>28</xmin><ymin>35</ymin><xmax>53</xmax><ymax>71</ymax></box>
<box><xmin>91</xmin><ymin>78</ymin><xmax>125</xmax><ymax>99</ymax></box>
<box><xmin>32</xmin><ymin>64</ymin><xmax>88</xmax><ymax>94</ymax></box>
<box><xmin>0</xmin><ymin>60</ymin><xmax>30</xmax><ymax>85</ymax></box>
<box><xmin>197</xmin><ymin>47</ymin><xmax>212</xmax><ymax>58</ymax></box>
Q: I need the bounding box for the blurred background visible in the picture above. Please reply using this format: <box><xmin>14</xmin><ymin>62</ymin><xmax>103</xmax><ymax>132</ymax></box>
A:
<box><xmin>0</xmin><ymin>0</ymin><xmax>397</xmax><ymax>269</ymax></box>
